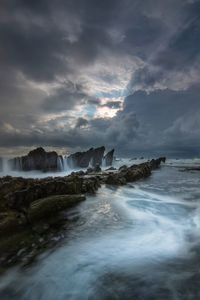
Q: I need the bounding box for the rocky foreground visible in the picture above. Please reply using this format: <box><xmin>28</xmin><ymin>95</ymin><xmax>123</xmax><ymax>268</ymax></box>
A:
<box><xmin>0</xmin><ymin>157</ymin><xmax>165</xmax><ymax>271</ymax></box>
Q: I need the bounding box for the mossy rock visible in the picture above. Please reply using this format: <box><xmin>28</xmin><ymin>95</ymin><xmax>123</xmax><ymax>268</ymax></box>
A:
<box><xmin>29</xmin><ymin>194</ymin><xmax>86</xmax><ymax>221</ymax></box>
<box><xmin>0</xmin><ymin>212</ymin><xmax>26</xmax><ymax>237</ymax></box>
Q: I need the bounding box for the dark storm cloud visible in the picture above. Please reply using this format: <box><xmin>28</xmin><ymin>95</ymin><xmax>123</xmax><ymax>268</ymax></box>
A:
<box><xmin>75</xmin><ymin>118</ymin><xmax>89</xmax><ymax>128</ymax></box>
<box><xmin>1</xmin><ymin>87</ymin><xmax>200</xmax><ymax>157</ymax></box>
<box><xmin>42</xmin><ymin>82</ymin><xmax>86</xmax><ymax>112</ymax></box>
<box><xmin>0</xmin><ymin>0</ymin><xmax>200</xmax><ymax>156</ymax></box>
<box><xmin>129</xmin><ymin>1</ymin><xmax>200</xmax><ymax>90</ymax></box>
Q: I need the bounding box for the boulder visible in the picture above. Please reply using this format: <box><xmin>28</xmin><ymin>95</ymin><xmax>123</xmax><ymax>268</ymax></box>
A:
<box><xmin>104</xmin><ymin>149</ymin><xmax>114</xmax><ymax>166</ymax></box>
<box><xmin>29</xmin><ymin>194</ymin><xmax>86</xmax><ymax>221</ymax></box>
<box><xmin>149</xmin><ymin>157</ymin><xmax>166</xmax><ymax>169</ymax></box>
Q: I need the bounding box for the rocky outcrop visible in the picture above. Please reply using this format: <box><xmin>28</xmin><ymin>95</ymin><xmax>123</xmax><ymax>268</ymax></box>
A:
<box><xmin>67</xmin><ymin>148</ymin><xmax>94</xmax><ymax>168</ymax></box>
<box><xmin>0</xmin><ymin>156</ymin><xmax>165</xmax><ymax>268</ymax></box>
<box><xmin>68</xmin><ymin>146</ymin><xmax>105</xmax><ymax>168</ymax></box>
<box><xmin>104</xmin><ymin>149</ymin><xmax>114</xmax><ymax>166</ymax></box>
<box><xmin>92</xmin><ymin>146</ymin><xmax>105</xmax><ymax>166</ymax></box>
<box><xmin>29</xmin><ymin>195</ymin><xmax>86</xmax><ymax>221</ymax></box>
<box><xmin>9</xmin><ymin>147</ymin><xmax>60</xmax><ymax>172</ymax></box>
<box><xmin>104</xmin><ymin>157</ymin><xmax>166</xmax><ymax>185</ymax></box>
<box><xmin>8</xmin><ymin>146</ymin><xmax>112</xmax><ymax>172</ymax></box>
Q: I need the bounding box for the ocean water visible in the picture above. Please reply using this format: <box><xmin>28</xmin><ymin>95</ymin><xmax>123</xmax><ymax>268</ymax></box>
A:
<box><xmin>0</xmin><ymin>160</ymin><xmax>200</xmax><ymax>299</ymax></box>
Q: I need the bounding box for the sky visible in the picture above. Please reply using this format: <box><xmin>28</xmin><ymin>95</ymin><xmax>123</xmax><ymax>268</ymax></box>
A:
<box><xmin>0</xmin><ymin>0</ymin><xmax>200</xmax><ymax>157</ymax></box>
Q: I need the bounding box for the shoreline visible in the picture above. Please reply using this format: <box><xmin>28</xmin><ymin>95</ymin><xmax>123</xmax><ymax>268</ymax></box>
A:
<box><xmin>0</xmin><ymin>157</ymin><xmax>165</xmax><ymax>272</ymax></box>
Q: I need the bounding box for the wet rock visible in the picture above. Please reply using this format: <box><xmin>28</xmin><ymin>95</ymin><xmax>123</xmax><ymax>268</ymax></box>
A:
<box><xmin>68</xmin><ymin>147</ymin><xmax>94</xmax><ymax>168</ymax></box>
<box><xmin>92</xmin><ymin>146</ymin><xmax>105</xmax><ymax>166</ymax></box>
<box><xmin>0</xmin><ymin>156</ymin><xmax>166</xmax><ymax>268</ymax></box>
<box><xmin>119</xmin><ymin>165</ymin><xmax>128</xmax><ymax>171</ymax></box>
<box><xmin>86</xmin><ymin>167</ymin><xmax>94</xmax><ymax>174</ymax></box>
<box><xmin>105</xmin><ymin>174</ymin><xmax>127</xmax><ymax>185</ymax></box>
<box><xmin>94</xmin><ymin>164</ymin><xmax>101</xmax><ymax>173</ymax></box>
<box><xmin>81</xmin><ymin>177</ymin><xmax>101</xmax><ymax>193</ymax></box>
<box><xmin>29</xmin><ymin>194</ymin><xmax>86</xmax><ymax>221</ymax></box>
<box><xmin>149</xmin><ymin>157</ymin><xmax>166</xmax><ymax>169</ymax></box>
<box><xmin>105</xmin><ymin>167</ymin><xmax>116</xmax><ymax>171</ymax></box>
<box><xmin>10</xmin><ymin>147</ymin><xmax>59</xmax><ymax>172</ymax></box>
<box><xmin>104</xmin><ymin>149</ymin><xmax>115</xmax><ymax>166</ymax></box>
<box><xmin>68</xmin><ymin>146</ymin><xmax>105</xmax><ymax>168</ymax></box>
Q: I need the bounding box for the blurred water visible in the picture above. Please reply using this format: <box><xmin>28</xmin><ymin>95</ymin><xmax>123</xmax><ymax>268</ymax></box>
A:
<box><xmin>1</xmin><ymin>162</ymin><xmax>200</xmax><ymax>299</ymax></box>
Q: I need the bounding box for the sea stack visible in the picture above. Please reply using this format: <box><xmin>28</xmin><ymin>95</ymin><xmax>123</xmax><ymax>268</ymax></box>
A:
<box><xmin>9</xmin><ymin>147</ymin><xmax>59</xmax><ymax>172</ymax></box>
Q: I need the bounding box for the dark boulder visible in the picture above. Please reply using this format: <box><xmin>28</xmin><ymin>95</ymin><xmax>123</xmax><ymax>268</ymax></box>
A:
<box><xmin>149</xmin><ymin>157</ymin><xmax>166</xmax><ymax>169</ymax></box>
<box><xmin>29</xmin><ymin>194</ymin><xmax>86</xmax><ymax>221</ymax></box>
<box><xmin>104</xmin><ymin>149</ymin><xmax>114</xmax><ymax>166</ymax></box>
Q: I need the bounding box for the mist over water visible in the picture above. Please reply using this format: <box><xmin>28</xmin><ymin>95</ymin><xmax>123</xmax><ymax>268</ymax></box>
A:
<box><xmin>1</xmin><ymin>160</ymin><xmax>200</xmax><ymax>299</ymax></box>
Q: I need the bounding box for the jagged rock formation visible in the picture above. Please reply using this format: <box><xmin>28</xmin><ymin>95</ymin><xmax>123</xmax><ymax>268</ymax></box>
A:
<box><xmin>104</xmin><ymin>149</ymin><xmax>114</xmax><ymax>166</ymax></box>
<box><xmin>68</xmin><ymin>146</ymin><xmax>105</xmax><ymax>168</ymax></box>
<box><xmin>7</xmin><ymin>146</ymin><xmax>116</xmax><ymax>172</ymax></box>
<box><xmin>9</xmin><ymin>147</ymin><xmax>60</xmax><ymax>172</ymax></box>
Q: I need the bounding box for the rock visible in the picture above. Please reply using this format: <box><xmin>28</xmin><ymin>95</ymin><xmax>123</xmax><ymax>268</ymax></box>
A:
<box><xmin>105</xmin><ymin>174</ymin><xmax>126</xmax><ymax>185</ymax></box>
<box><xmin>0</xmin><ymin>156</ymin><xmax>166</xmax><ymax>268</ymax></box>
<box><xmin>29</xmin><ymin>194</ymin><xmax>86</xmax><ymax>221</ymax></box>
<box><xmin>68</xmin><ymin>146</ymin><xmax>105</xmax><ymax>168</ymax></box>
<box><xmin>94</xmin><ymin>164</ymin><xmax>101</xmax><ymax>173</ymax></box>
<box><xmin>17</xmin><ymin>248</ymin><xmax>26</xmax><ymax>257</ymax></box>
<box><xmin>119</xmin><ymin>165</ymin><xmax>128</xmax><ymax>171</ymax></box>
<box><xmin>104</xmin><ymin>149</ymin><xmax>114</xmax><ymax>166</ymax></box>
<box><xmin>149</xmin><ymin>157</ymin><xmax>166</xmax><ymax>169</ymax></box>
<box><xmin>9</xmin><ymin>147</ymin><xmax>59</xmax><ymax>172</ymax></box>
<box><xmin>92</xmin><ymin>146</ymin><xmax>105</xmax><ymax>166</ymax></box>
<box><xmin>0</xmin><ymin>212</ymin><xmax>25</xmax><ymax>237</ymax></box>
<box><xmin>86</xmin><ymin>167</ymin><xmax>94</xmax><ymax>174</ymax></box>
<box><xmin>105</xmin><ymin>167</ymin><xmax>116</xmax><ymax>171</ymax></box>
<box><xmin>68</xmin><ymin>148</ymin><xmax>94</xmax><ymax>168</ymax></box>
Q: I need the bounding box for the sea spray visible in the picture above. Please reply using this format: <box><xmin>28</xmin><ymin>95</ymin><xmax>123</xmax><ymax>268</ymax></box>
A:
<box><xmin>57</xmin><ymin>156</ymin><xmax>64</xmax><ymax>171</ymax></box>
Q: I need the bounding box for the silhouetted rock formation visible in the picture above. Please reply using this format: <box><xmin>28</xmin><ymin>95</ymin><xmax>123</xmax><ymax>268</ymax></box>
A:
<box><xmin>8</xmin><ymin>146</ymin><xmax>114</xmax><ymax>172</ymax></box>
<box><xmin>68</xmin><ymin>146</ymin><xmax>105</xmax><ymax>168</ymax></box>
<box><xmin>10</xmin><ymin>147</ymin><xmax>60</xmax><ymax>172</ymax></box>
<box><xmin>104</xmin><ymin>149</ymin><xmax>114</xmax><ymax>166</ymax></box>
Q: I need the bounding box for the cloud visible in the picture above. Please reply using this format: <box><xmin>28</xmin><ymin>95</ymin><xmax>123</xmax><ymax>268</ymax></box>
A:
<box><xmin>101</xmin><ymin>101</ymin><xmax>122</xmax><ymax>109</ymax></box>
<box><xmin>42</xmin><ymin>82</ymin><xmax>87</xmax><ymax>112</ymax></box>
<box><xmin>0</xmin><ymin>0</ymin><xmax>199</xmax><ymax>157</ymax></box>
<box><xmin>75</xmin><ymin>117</ymin><xmax>89</xmax><ymax>128</ymax></box>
